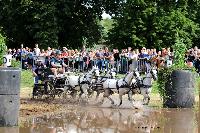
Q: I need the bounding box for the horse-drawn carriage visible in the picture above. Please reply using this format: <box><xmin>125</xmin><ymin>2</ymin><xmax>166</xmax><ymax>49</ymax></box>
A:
<box><xmin>32</xmin><ymin>67</ymin><xmax>67</xmax><ymax>101</ymax></box>
<box><xmin>32</xmin><ymin>63</ymin><xmax>157</xmax><ymax>106</ymax></box>
<box><xmin>32</xmin><ymin>66</ymin><xmax>100</xmax><ymax>101</ymax></box>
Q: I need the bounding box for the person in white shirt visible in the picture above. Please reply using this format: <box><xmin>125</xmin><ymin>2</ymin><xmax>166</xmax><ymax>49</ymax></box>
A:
<box><xmin>34</xmin><ymin>44</ymin><xmax>40</xmax><ymax>56</ymax></box>
<box><xmin>47</xmin><ymin>47</ymin><xmax>52</xmax><ymax>56</ymax></box>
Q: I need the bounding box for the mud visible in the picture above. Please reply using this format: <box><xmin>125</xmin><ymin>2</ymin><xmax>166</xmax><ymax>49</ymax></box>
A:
<box><xmin>0</xmin><ymin>90</ymin><xmax>196</xmax><ymax>133</ymax></box>
<box><xmin>15</xmin><ymin>96</ymin><xmax>200</xmax><ymax>133</ymax></box>
<box><xmin>2</xmin><ymin>106</ymin><xmax>197</xmax><ymax>133</ymax></box>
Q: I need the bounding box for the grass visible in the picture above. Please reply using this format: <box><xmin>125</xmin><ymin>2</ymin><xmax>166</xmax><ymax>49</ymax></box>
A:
<box><xmin>21</xmin><ymin>70</ymin><xmax>34</xmax><ymax>88</ymax></box>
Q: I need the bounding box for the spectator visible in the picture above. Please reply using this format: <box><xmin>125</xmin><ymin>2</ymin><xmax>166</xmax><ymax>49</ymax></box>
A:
<box><xmin>139</xmin><ymin>47</ymin><xmax>148</xmax><ymax>58</ymax></box>
<box><xmin>34</xmin><ymin>44</ymin><xmax>40</xmax><ymax>56</ymax></box>
<box><xmin>103</xmin><ymin>47</ymin><xmax>111</xmax><ymax>71</ymax></box>
<box><xmin>47</xmin><ymin>47</ymin><xmax>52</xmax><ymax>56</ymax></box>
<box><xmin>95</xmin><ymin>49</ymin><xmax>103</xmax><ymax>70</ymax></box>
<box><xmin>40</xmin><ymin>49</ymin><xmax>46</xmax><ymax>56</ymax></box>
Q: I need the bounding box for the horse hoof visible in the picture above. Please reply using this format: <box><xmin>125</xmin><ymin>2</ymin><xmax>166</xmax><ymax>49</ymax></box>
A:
<box><xmin>131</xmin><ymin>105</ymin><xmax>139</xmax><ymax>110</ymax></box>
<box><xmin>143</xmin><ymin>102</ymin><xmax>149</xmax><ymax>105</ymax></box>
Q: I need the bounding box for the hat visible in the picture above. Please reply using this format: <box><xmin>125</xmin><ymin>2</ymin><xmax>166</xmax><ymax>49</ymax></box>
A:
<box><xmin>55</xmin><ymin>50</ymin><xmax>61</xmax><ymax>55</ymax></box>
<box><xmin>63</xmin><ymin>47</ymin><xmax>67</xmax><ymax>50</ymax></box>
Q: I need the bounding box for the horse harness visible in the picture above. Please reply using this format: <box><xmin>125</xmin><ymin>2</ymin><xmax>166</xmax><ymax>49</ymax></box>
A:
<box><xmin>116</xmin><ymin>73</ymin><xmax>134</xmax><ymax>93</ymax></box>
<box><xmin>78</xmin><ymin>74</ymin><xmax>92</xmax><ymax>85</ymax></box>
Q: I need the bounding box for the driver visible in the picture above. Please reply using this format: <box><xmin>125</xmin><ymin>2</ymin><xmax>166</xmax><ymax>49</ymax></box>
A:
<box><xmin>50</xmin><ymin>50</ymin><xmax>68</xmax><ymax>76</ymax></box>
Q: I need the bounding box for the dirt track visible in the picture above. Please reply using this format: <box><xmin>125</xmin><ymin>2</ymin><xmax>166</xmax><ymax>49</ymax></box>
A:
<box><xmin>20</xmin><ymin>87</ymin><xmax>200</xmax><ymax>119</ymax></box>
<box><xmin>19</xmin><ymin>87</ymin><xmax>162</xmax><ymax>120</ymax></box>
<box><xmin>15</xmin><ymin>87</ymin><xmax>199</xmax><ymax>132</ymax></box>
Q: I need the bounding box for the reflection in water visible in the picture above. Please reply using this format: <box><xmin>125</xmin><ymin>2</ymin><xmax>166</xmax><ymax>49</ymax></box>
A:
<box><xmin>17</xmin><ymin>107</ymin><xmax>198</xmax><ymax>133</ymax></box>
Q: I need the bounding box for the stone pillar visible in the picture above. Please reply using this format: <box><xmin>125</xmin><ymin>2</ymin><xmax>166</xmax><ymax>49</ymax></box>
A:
<box><xmin>0</xmin><ymin>68</ymin><xmax>21</xmax><ymax>126</ymax></box>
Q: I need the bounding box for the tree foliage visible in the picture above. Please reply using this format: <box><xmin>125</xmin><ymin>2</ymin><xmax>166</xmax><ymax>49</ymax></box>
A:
<box><xmin>107</xmin><ymin>0</ymin><xmax>200</xmax><ymax>49</ymax></box>
<box><xmin>0</xmin><ymin>0</ymin><xmax>110</xmax><ymax>49</ymax></box>
<box><xmin>0</xmin><ymin>0</ymin><xmax>200</xmax><ymax>49</ymax></box>
<box><xmin>0</xmin><ymin>31</ymin><xmax>6</xmax><ymax>65</ymax></box>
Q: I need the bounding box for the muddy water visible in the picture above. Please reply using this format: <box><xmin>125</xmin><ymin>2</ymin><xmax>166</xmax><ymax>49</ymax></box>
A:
<box><xmin>0</xmin><ymin>106</ymin><xmax>196</xmax><ymax>133</ymax></box>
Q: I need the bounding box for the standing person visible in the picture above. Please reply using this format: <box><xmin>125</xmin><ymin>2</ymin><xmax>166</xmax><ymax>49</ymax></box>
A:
<box><xmin>47</xmin><ymin>47</ymin><xmax>52</xmax><ymax>56</ymax></box>
<box><xmin>27</xmin><ymin>48</ymin><xmax>34</xmax><ymax>67</ymax></box>
<box><xmin>16</xmin><ymin>49</ymin><xmax>21</xmax><ymax>61</ymax></box>
<box><xmin>21</xmin><ymin>48</ymin><xmax>28</xmax><ymax>69</ymax></box>
<box><xmin>79</xmin><ymin>47</ymin><xmax>87</xmax><ymax>72</ymax></box>
<box><xmin>103</xmin><ymin>47</ymin><xmax>111</xmax><ymax>71</ymax></box>
<box><xmin>88</xmin><ymin>50</ymin><xmax>94</xmax><ymax>70</ymax></box>
<box><xmin>127</xmin><ymin>47</ymin><xmax>133</xmax><ymax>70</ymax></box>
<box><xmin>40</xmin><ymin>49</ymin><xmax>46</xmax><ymax>56</ymax></box>
<box><xmin>74</xmin><ymin>49</ymin><xmax>80</xmax><ymax>70</ymax></box>
<box><xmin>62</xmin><ymin>47</ymin><xmax>68</xmax><ymax>66</ymax></box>
<box><xmin>113</xmin><ymin>49</ymin><xmax>120</xmax><ymax>72</ymax></box>
<box><xmin>95</xmin><ymin>49</ymin><xmax>103</xmax><ymax>70</ymax></box>
<box><xmin>62</xmin><ymin>47</ymin><xmax>68</xmax><ymax>58</ymax></box>
<box><xmin>131</xmin><ymin>50</ymin><xmax>138</xmax><ymax>71</ymax></box>
<box><xmin>120</xmin><ymin>49</ymin><xmax>128</xmax><ymax>73</ymax></box>
<box><xmin>34</xmin><ymin>43</ymin><xmax>40</xmax><ymax>56</ymax></box>
<box><xmin>139</xmin><ymin>47</ymin><xmax>148</xmax><ymax>58</ymax></box>
<box><xmin>109</xmin><ymin>53</ymin><xmax>115</xmax><ymax>69</ymax></box>
<box><xmin>135</xmin><ymin>49</ymin><xmax>140</xmax><ymax>56</ymax></box>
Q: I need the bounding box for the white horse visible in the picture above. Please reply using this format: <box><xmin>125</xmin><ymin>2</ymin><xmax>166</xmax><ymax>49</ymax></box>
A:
<box><xmin>130</xmin><ymin>69</ymin><xmax>157</xmax><ymax>105</ymax></box>
<box><xmin>99</xmin><ymin>71</ymin><xmax>140</xmax><ymax>106</ymax></box>
<box><xmin>88</xmin><ymin>68</ymin><xmax>117</xmax><ymax>99</ymax></box>
<box><xmin>64</xmin><ymin>66</ymin><xmax>100</xmax><ymax>99</ymax></box>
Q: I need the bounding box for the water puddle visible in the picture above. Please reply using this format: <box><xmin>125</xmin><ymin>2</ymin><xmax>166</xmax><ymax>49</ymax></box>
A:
<box><xmin>1</xmin><ymin>106</ymin><xmax>197</xmax><ymax>133</ymax></box>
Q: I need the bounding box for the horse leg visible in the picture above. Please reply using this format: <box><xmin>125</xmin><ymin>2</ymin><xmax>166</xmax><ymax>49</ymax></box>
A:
<box><xmin>78</xmin><ymin>91</ymin><xmax>83</xmax><ymax>102</ymax></box>
<box><xmin>118</xmin><ymin>88</ymin><xmax>130</xmax><ymax>107</ymax></box>
<box><xmin>141</xmin><ymin>88</ymin><xmax>150</xmax><ymax>105</ymax></box>
<box><xmin>95</xmin><ymin>91</ymin><xmax>100</xmax><ymax>101</ymax></box>
<box><xmin>128</xmin><ymin>90</ymin><xmax>135</xmax><ymax>104</ymax></box>
<box><xmin>128</xmin><ymin>90</ymin><xmax>135</xmax><ymax>101</ymax></box>
<box><xmin>118</xmin><ymin>94</ymin><xmax>123</xmax><ymax>107</ymax></box>
<box><xmin>87</xmin><ymin>85</ymin><xmax>94</xmax><ymax>98</ymax></box>
<box><xmin>107</xmin><ymin>96</ymin><xmax>115</xmax><ymax>105</ymax></box>
<box><xmin>143</xmin><ymin>93</ymin><xmax>150</xmax><ymax>105</ymax></box>
<box><xmin>98</xmin><ymin>89</ymin><xmax>109</xmax><ymax>105</ymax></box>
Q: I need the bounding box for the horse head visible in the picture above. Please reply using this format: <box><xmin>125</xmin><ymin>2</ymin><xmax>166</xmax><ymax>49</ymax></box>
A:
<box><xmin>108</xmin><ymin>68</ymin><xmax>116</xmax><ymax>79</ymax></box>
<box><xmin>91</xmin><ymin>66</ymin><xmax>100</xmax><ymax>77</ymax></box>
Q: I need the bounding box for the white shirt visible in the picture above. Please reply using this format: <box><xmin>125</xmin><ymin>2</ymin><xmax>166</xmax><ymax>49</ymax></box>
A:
<box><xmin>35</xmin><ymin>48</ymin><xmax>40</xmax><ymax>56</ymax></box>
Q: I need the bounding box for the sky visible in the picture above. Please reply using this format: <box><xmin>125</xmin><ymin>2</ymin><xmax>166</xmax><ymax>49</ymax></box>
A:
<box><xmin>101</xmin><ymin>12</ymin><xmax>111</xmax><ymax>19</ymax></box>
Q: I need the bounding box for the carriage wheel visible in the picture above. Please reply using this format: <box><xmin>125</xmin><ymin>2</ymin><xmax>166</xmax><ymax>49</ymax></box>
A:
<box><xmin>57</xmin><ymin>89</ymin><xmax>64</xmax><ymax>97</ymax></box>
<box><xmin>32</xmin><ymin>85</ymin><xmax>45</xmax><ymax>100</ymax></box>
<box><xmin>35</xmin><ymin>90</ymin><xmax>44</xmax><ymax>100</ymax></box>
<box><xmin>45</xmin><ymin>82</ymin><xmax>56</xmax><ymax>102</ymax></box>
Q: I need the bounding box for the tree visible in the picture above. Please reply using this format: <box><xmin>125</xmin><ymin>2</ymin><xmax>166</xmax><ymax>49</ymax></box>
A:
<box><xmin>107</xmin><ymin>0</ymin><xmax>200</xmax><ymax>49</ymax></box>
<box><xmin>0</xmin><ymin>0</ymin><xmax>112</xmax><ymax>49</ymax></box>
<box><xmin>0</xmin><ymin>31</ymin><xmax>6</xmax><ymax>65</ymax></box>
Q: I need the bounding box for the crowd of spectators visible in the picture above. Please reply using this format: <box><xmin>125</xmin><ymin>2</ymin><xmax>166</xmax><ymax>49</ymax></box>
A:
<box><xmin>5</xmin><ymin>44</ymin><xmax>200</xmax><ymax>74</ymax></box>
